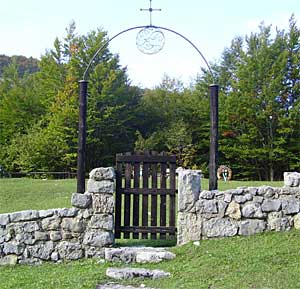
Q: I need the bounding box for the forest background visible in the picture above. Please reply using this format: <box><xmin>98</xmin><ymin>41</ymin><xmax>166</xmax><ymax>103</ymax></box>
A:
<box><xmin>0</xmin><ymin>17</ymin><xmax>299</xmax><ymax>181</ymax></box>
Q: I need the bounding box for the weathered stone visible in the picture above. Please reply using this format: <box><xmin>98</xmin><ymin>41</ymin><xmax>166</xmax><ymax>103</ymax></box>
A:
<box><xmin>18</xmin><ymin>257</ymin><xmax>42</xmax><ymax>265</ymax></box>
<box><xmin>89</xmin><ymin>167</ymin><xmax>115</xmax><ymax>181</ymax></box>
<box><xmin>234</xmin><ymin>195</ymin><xmax>248</xmax><ymax>204</ymax></box>
<box><xmin>261</xmin><ymin>199</ymin><xmax>281</xmax><ymax>212</ymax></box>
<box><xmin>257</xmin><ymin>186</ymin><xmax>275</xmax><ymax>198</ymax></box>
<box><xmin>239</xmin><ymin>219</ymin><xmax>266</xmax><ymax>236</ymax></box>
<box><xmin>71</xmin><ymin>193</ymin><xmax>92</xmax><ymax>209</ymax></box>
<box><xmin>196</xmin><ymin>200</ymin><xmax>218</xmax><ymax>214</ymax></box>
<box><xmin>49</xmin><ymin>231</ymin><xmax>62</xmax><ymax>241</ymax></box>
<box><xmin>253</xmin><ymin>196</ymin><xmax>264</xmax><ymax>204</ymax></box>
<box><xmin>57</xmin><ymin>241</ymin><xmax>83</xmax><ymax>260</ymax></box>
<box><xmin>217</xmin><ymin>200</ymin><xmax>228</xmax><ymax>218</ymax></box>
<box><xmin>0</xmin><ymin>254</ymin><xmax>18</xmax><ymax>265</ymax></box>
<box><xmin>178</xmin><ymin>169</ymin><xmax>201</xmax><ymax>212</ymax></box>
<box><xmin>294</xmin><ymin>214</ymin><xmax>300</xmax><ymax>230</ymax></box>
<box><xmin>224</xmin><ymin>193</ymin><xmax>232</xmax><ymax>203</ymax></box>
<box><xmin>177</xmin><ymin>212</ymin><xmax>201</xmax><ymax>245</ymax></box>
<box><xmin>29</xmin><ymin>241</ymin><xmax>54</xmax><ymax>260</ymax></box>
<box><xmin>39</xmin><ymin>209</ymin><xmax>55</xmax><ymax>218</ymax></box>
<box><xmin>248</xmin><ymin>187</ymin><xmax>258</xmax><ymax>196</ymax></box>
<box><xmin>61</xmin><ymin>232</ymin><xmax>73</xmax><ymax>240</ymax></box>
<box><xmin>83</xmin><ymin>230</ymin><xmax>114</xmax><ymax>247</ymax></box>
<box><xmin>242</xmin><ymin>202</ymin><xmax>265</xmax><ymax>219</ymax></box>
<box><xmin>85</xmin><ymin>246</ymin><xmax>105</xmax><ymax>258</ymax></box>
<box><xmin>87</xmin><ymin>179</ymin><xmax>115</xmax><ymax>194</ymax></box>
<box><xmin>34</xmin><ymin>231</ymin><xmax>49</xmax><ymax>241</ymax></box>
<box><xmin>93</xmin><ymin>194</ymin><xmax>114</xmax><ymax>214</ymax></box>
<box><xmin>41</xmin><ymin>216</ymin><xmax>61</xmax><ymax>231</ymax></box>
<box><xmin>225</xmin><ymin>201</ymin><xmax>241</xmax><ymax>220</ymax></box>
<box><xmin>81</xmin><ymin>209</ymin><xmax>93</xmax><ymax>219</ymax></box>
<box><xmin>203</xmin><ymin>218</ymin><xmax>238</xmax><ymax>238</ymax></box>
<box><xmin>0</xmin><ymin>214</ymin><xmax>10</xmax><ymax>226</ymax></box>
<box><xmin>284</xmin><ymin>172</ymin><xmax>300</xmax><ymax>187</ymax></box>
<box><xmin>10</xmin><ymin>210</ymin><xmax>39</xmax><ymax>222</ymax></box>
<box><xmin>231</xmin><ymin>189</ymin><xmax>244</xmax><ymax>195</ymax></box>
<box><xmin>106</xmin><ymin>267</ymin><xmax>170</xmax><ymax>280</ymax></box>
<box><xmin>56</xmin><ymin>208</ymin><xmax>79</xmax><ymax>217</ymax></box>
<box><xmin>267</xmin><ymin>212</ymin><xmax>291</xmax><ymax>231</ymax></box>
<box><xmin>281</xmin><ymin>197</ymin><xmax>300</xmax><ymax>215</ymax></box>
<box><xmin>199</xmin><ymin>190</ymin><xmax>215</xmax><ymax>200</ymax></box>
<box><xmin>136</xmin><ymin>249</ymin><xmax>176</xmax><ymax>264</ymax></box>
<box><xmin>61</xmin><ymin>218</ymin><xmax>86</xmax><ymax>233</ymax></box>
<box><xmin>51</xmin><ymin>251</ymin><xmax>59</xmax><ymax>262</ymax></box>
<box><xmin>3</xmin><ymin>242</ymin><xmax>25</xmax><ymax>255</ymax></box>
<box><xmin>89</xmin><ymin>214</ymin><xmax>114</xmax><ymax>231</ymax></box>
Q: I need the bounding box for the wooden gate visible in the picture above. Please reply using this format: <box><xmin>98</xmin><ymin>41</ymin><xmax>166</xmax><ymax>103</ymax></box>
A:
<box><xmin>115</xmin><ymin>151</ymin><xmax>177</xmax><ymax>239</ymax></box>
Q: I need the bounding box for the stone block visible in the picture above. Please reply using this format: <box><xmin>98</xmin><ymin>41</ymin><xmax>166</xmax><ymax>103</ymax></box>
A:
<box><xmin>92</xmin><ymin>194</ymin><xmax>114</xmax><ymax>214</ymax></box>
<box><xmin>0</xmin><ymin>214</ymin><xmax>10</xmax><ymax>226</ymax></box>
<box><xmin>87</xmin><ymin>179</ymin><xmax>115</xmax><ymax>194</ymax></box>
<box><xmin>258</xmin><ymin>186</ymin><xmax>275</xmax><ymax>198</ymax></box>
<box><xmin>178</xmin><ymin>169</ymin><xmax>201</xmax><ymax>212</ymax></box>
<box><xmin>10</xmin><ymin>210</ymin><xmax>39</xmax><ymax>222</ymax></box>
<box><xmin>83</xmin><ymin>230</ymin><xmax>114</xmax><ymax>247</ymax></box>
<box><xmin>0</xmin><ymin>254</ymin><xmax>18</xmax><ymax>265</ymax></box>
<box><xmin>29</xmin><ymin>241</ymin><xmax>54</xmax><ymax>260</ymax></box>
<box><xmin>57</xmin><ymin>241</ymin><xmax>83</xmax><ymax>260</ymax></box>
<box><xmin>239</xmin><ymin>219</ymin><xmax>266</xmax><ymax>236</ymax></box>
<box><xmin>225</xmin><ymin>201</ymin><xmax>241</xmax><ymax>220</ymax></box>
<box><xmin>242</xmin><ymin>202</ymin><xmax>265</xmax><ymax>218</ymax></box>
<box><xmin>56</xmin><ymin>208</ymin><xmax>79</xmax><ymax>217</ymax></box>
<box><xmin>89</xmin><ymin>214</ymin><xmax>114</xmax><ymax>231</ymax></box>
<box><xmin>218</xmin><ymin>200</ymin><xmax>228</xmax><ymax>218</ymax></box>
<box><xmin>89</xmin><ymin>167</ymin><xmax>115</xmax><ymax>181</ymax></box>
<box><xmin>3</xmin><ymin>242</ymin><xmax>25</xmax><ymax>255</ymax></box>
<box><xmin>50</xmin><ymin>231</ymin><xmax>62</xmax><ymax>241</ymax></box>
<box><xmin>177</xmin><ymin>212</ymin><xmax>202</xmax><ymax>245</ymax></box>
<box><xmin>261</xmin><ymin>199</ymin><xmax>281</xmax><ymax>212</ymax></box>
<box><xmin>281</xmin><ymin>197</ymin><xmax>300</xmax><ymax>215</ymax></box>
<box><xmin>224</xmin><ymin>193</ymin><xmax>232</xmax><ymax>203</ymax></box>
<box><xmin>196</xmin><ymin>200</ymin><xmax>218</xmax><ymax>214</ymax></box>
<box><xmin>199</xmin><ymin>190</ymin><xmax>215</xmax><ymax>200</ymax></box>
<box><xmin>267</xmin><ymin>212</ymin><xmax>291</xmax><ymax>231</ymax></box>
<box><xmin>34</xmin><ymin>231</ymin><xmax>49</xmax><ymax>241</ymax></box>
<box><xmin>41</xmin><ymin>216</ymin><xmax>61</xmax><ymax>231</ymax></box>
<box><xmin>294</xmin><ymin>214</ymin><xmax>300</xmax><ymax>230</ymax></box>
<box><xmin>203</xmin><ymin>218</ymin><xmax>238</xmax><ymax>238</ymax></box>
<box><xmin>284</xmin><ymin>172</ymin><xmax>300</xmax><ymax>187</ymax></box>
<box><xmin>71</xmin><ymin>193</ymin><xmax>92</xmax><ymax>209</ymax></box>
<box><xmin>61</xmin><ymin>217</ymin><xmax>86</xmax><ymax>233</ymax></box>
<box><xmin>39</xmin><ymin>209</ymin><xmax>55</xmax><ymax>218</ymax></box>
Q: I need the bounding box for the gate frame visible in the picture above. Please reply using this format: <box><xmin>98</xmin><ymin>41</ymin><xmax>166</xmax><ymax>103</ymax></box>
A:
<box><xmin>76</xmin><ymin>24</ymin><xmax>219</xmax><ymax>194</ymax></box>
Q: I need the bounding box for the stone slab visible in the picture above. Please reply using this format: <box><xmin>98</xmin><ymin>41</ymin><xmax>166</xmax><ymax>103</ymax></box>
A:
<box><xmin>96</xmin><ymin>283</ymin><xmax>155</xmax><ymax>289</ymax></box>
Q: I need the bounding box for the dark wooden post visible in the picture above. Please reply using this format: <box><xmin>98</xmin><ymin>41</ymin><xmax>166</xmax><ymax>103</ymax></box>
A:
<box><xmin>209</xmin><ymin>84</ymin><xmax>219</xmax><ymax>190</ymax></box>
<box><xmin>77</xmin><ymin>80</ymin><xmax>88</xmax><ymax>193</ymax></box>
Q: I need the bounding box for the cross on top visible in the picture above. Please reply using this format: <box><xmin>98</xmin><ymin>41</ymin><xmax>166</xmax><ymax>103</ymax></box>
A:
<box><xmin>140</xmin><ymin>0</ymin><xmax>162</xmax><ymax>26</ymax></box>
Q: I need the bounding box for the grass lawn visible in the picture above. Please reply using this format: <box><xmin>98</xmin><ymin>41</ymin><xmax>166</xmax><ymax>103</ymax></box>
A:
<box><xmin>1</xmin><ymin>177</ymin><xmax>295</xmax><ymax>289</ymax></box>
<box><xmin>0</xmin><ymin>230</ymin><xmax>300</xmax><ymax>289</ymax></box>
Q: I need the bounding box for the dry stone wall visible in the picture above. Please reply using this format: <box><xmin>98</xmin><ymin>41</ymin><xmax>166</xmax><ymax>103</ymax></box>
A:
<box><xmin>177</xmin><ymin>169</ymin><xmax>300</xmax><ymax>245</ymax></box>
<box><xmin>0</xmin><ymin>167</ymin><xmax>115</xmax><ymax>265</ymax></box>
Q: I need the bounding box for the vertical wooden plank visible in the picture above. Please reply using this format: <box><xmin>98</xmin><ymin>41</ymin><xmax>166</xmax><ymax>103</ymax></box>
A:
<box><xmin>169</xmin><ymin>161</ymin><xmax>176</xmax><ymax>238</ymax></box>
<box><xmin>115</xmin><ymin>160</ymin><xmax>122</xmax><ymax>239</ymax></box>
<box><xmin>124</xmin><ymin>159</ymin><xmax>132</xmax><ymax>239</ymax></box>
<box><xmin>142</xmin><ymin>162</ymin><xmax>149</xmax><ymax>239</ymax></box>
<box><xmin>151</xmin><ymin>157</ymin><xmax>158</xmax><ymax>240</ymax></box>
<box><xmin>160</xmin><ymin>156</ymin><xmax>167</xmax><ymax>240</ymax></box>
<box><xmin>133</xmin><ymin>162</ymin><xmax>140</xmax><ymax>239</ymax></box>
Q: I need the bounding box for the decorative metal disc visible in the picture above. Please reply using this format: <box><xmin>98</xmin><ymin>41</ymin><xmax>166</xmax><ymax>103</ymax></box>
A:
<box><xmin>136</xmin><ymin>27</ymin><xmax>165</xmax><ymax>55</ymax></box>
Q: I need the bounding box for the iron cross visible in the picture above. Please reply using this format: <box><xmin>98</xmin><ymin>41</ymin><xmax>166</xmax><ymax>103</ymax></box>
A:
<box><xmin>140</xmin><ymin>0</ymin><xmax>162</xmax><ymax>26</ymax></box>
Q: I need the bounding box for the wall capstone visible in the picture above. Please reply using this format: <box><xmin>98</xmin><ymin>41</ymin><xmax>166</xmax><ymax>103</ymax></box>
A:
<box><xmin>0</xmin><ymin>167</ymin><xmax>115</xmax><ymax>265</ymax></box>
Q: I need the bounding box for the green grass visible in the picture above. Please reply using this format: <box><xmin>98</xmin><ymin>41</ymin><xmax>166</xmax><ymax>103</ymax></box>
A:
<box><xmin>1</xmin><ymin>230</ymin><xmax>300</xmax><ymax>288</ymax></box>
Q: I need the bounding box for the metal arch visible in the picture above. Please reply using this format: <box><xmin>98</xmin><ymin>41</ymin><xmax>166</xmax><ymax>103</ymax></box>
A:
<box><xmin>82</xmin><ymin>25</ymin><xmax>214</xmax><ymax>81</ymax></box>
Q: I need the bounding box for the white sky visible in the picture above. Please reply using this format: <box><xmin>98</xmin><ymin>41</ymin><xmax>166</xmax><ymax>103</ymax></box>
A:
<box><xmin>0</xmin><ymin>0</ymin><xmax>299</xmax><ymax>88</ymax></box>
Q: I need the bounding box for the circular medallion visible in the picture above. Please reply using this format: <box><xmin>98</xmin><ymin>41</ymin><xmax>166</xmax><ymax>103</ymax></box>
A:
<box><xmin>136</xmin><ymin>27</ymin><xmax>165</xmax><ymax>55</ymax></box>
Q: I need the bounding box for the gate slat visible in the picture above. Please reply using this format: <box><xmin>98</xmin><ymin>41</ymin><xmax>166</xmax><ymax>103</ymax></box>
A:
<box><xmin>115</xmin><ymin>161</ymin><xmax>122</xmax><ymax>239</ymax></box>
<box><xmin>160</xmin><ymin>161</ymin><xmax>167</xmax><ymax>240</ymax></box>
<box><xmin>142</xmin><ymin>162</ymin><xmax>149</xmax><ymax>239</ymax></box>
<box><xmin>151</xmin><ymin>160</ymin><xmax>158</xmax><ymax>240</ymax></box>
<box><xmin>169</xmin><ymin>162</ymin><xmax>176</xmax><ymax>237</ymax></box>
<box><xmin>133</xmin><ymin>162</ymin><xmax>140</xmax><ymax>239</ymax></box>
<box><xmin>124</xmin><ymin>161</ymin><xmax>132</xmax><ymax>239</ymax></box>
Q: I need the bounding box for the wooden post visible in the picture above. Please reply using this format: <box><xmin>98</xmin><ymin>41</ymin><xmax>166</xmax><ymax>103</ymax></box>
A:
<box><xmin>209</xmin><ymin>84</ymin><xmax>219</xmax><ymax>190</ymax></box>
<box><xmin>77</xmin><ymin>80</ymin><xmax>88</xmax><ymax>193</ymax></box>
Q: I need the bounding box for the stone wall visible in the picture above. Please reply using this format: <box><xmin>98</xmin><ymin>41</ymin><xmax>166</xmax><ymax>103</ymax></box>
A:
<box><xmin>177</xmin><ymin>169</ymin><xmax>300</xmax><ymax>245</ymax></box>
<box><xmin>0</xmin><ymin>167</ymin><xmax>115</xmax><ymax>265</ymax></box>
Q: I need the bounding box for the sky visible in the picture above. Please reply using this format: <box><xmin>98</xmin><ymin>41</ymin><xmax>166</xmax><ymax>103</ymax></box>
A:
<box><xmin>0</xmin><ymin>0</ymin><xmax>299</xmax><ymax>88</ymax></box>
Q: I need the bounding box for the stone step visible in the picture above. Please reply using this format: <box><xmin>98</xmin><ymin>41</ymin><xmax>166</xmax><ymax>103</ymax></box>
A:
<box><xmin>106</xmin><ymin>267</ymin><xmax>170</xmax><ymax>280</ymax></box>
<box><xmin>105</xmin><ymin>247</ymin><xmax>176</xmax><ymax>264</ymax></box>
<box><xmin>96</xmin><ymin>283</ymin><xmax>155</xmax><ymax>289</ymax></box>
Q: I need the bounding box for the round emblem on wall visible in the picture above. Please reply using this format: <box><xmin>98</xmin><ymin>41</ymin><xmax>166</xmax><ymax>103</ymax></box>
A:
<box><xmin>136</xmin><ymin>27</ymin><xmax>165</xmax><ymax>55</ymax></box>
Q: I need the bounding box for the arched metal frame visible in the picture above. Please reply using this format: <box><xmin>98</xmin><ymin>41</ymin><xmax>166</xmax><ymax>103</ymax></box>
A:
<box><xmin>77</xmin><ymin>25</ymin><xmax>219</xmax><ymax>193</ymax></box>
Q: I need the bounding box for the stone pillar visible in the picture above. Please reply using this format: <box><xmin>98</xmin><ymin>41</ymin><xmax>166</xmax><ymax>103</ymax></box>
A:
<box><xmin>177</xmin><ymin>168</ymin><xmax>201</xmax><ymax>245</ymax></box>
<box><xmin>284</xmin><ymin>172</ymin><xmax>300</xmax><ymax>187</ymax></box>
